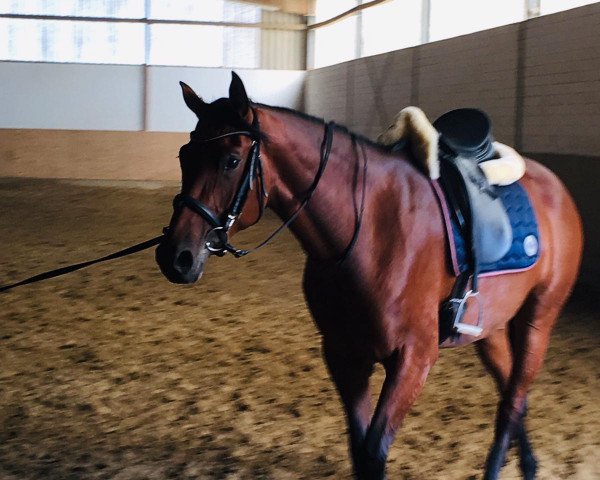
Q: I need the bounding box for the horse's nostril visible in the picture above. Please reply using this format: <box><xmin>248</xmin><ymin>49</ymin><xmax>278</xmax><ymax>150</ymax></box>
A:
<box><xmin>174</xmin><ymin>250</ymin><xmax>194</xmax><ymax>275</ymax></box>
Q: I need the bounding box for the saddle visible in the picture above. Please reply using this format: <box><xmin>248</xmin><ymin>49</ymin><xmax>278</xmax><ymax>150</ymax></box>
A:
<box><xmin>433</xmin><ymin>108</ymin><xmax>497</xmax><ymax>162</ymax></box>
<box><xmin>435</xmin><ymin>109</ymin><xmax>513</xmax><ymax>264</ymax></box>
<box><xmin>377</xmin><ymin>106</ymin><xmax>524</xmax><ymax>341</ymax></box>
<box><xmin>434</xmin><ymin>109</ymin><xmax>512</xmax><ymax>340</ymax></box>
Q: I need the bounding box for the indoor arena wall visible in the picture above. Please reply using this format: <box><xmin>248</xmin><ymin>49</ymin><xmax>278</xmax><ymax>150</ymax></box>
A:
<box><xmin>305</xmin><ymin>3</ymin><xmax>600</xmax><ymax>285</ymax></box>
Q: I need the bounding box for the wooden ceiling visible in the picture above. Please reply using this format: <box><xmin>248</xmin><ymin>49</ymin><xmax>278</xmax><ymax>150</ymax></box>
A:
<box><xmin>238</xmin><ymin>0</ymin><xmax>315</xmax><ymax>16</ymax></box>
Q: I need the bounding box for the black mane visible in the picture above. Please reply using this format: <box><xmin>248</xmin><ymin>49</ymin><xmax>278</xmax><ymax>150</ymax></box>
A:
<box><xmin>195</xmin><ymin>97</ymin><xmax>406</xmax><ymax>157</ymax></box>
<box><xmin>253</xmin><ymin>102</ymin><xmax>398</xmax><ymax>154</ymax></box>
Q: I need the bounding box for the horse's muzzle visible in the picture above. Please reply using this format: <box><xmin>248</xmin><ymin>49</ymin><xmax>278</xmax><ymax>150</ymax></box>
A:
<box><xmin>155</xmin><ymin>239</ymin><xmax>207</xmax><ymax>284</ymax></box>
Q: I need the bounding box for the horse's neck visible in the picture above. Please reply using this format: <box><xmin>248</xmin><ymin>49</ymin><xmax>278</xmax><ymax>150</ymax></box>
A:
<box><xmin>258</xmin><ymin>107</ymin><xmax>376</xmax><ymax>261</ymax></box>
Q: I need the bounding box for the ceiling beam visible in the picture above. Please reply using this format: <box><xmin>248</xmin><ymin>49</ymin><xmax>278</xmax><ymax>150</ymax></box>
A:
<box><xmin>307</xmin><ymin>0</ymin><xmax>391</xmax><ymax>30</ymax></box>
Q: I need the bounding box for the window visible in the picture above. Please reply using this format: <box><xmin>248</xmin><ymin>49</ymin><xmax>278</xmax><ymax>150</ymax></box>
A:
<box><xmin>149</xmin><ymin>0</ymin><xmax>222</xmax><ymax>21</ymax></box>
<box><xmin>0</xmin><ymin>0</ymin><xmax>144</xmax><ymax>18</ymax></box>
<box><xmin>149</xmin><ymin>24</ymin><xmax>223</xmax><ymax>67</ymax></box>
<box><xmin>312</xmin><ymin>0</ymin><xmax>600</xmax><ymax>69</ymax></box>
<box><xmin>361</xmin><ymin>0</ymin><xmax>422</xmax><ymax>57</ymax></box>
<box><xmin>540</xmin><ymin>0</ymin><xmax>599</xmax><ymax>15</ymax></box>
<box><xmin>0</xmin><ymin>0</ymin><xmax>261</xmax><ymax>67</ymax></box>
<box><xmin>0</xmin><ymin>18</ymin><xmax>144</xmax><ymax>64</ymax></box>
<box><xmin>312</xmin><ymin>0</ymin><xmax>358</xmax><ymax>68</ymax></box>
<box><xmin>429</xmin><ymin>0</ymin><xmax>524</xmax><ymax>42</ymax></box>
<box><xmin>148</xmin><ymin>0</ymin><xmax>260</xmax><ymax>68</ymax></box>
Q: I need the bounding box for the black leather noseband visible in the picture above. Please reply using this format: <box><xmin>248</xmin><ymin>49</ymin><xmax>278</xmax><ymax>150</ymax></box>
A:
<box><xmin>170</xmin><ymin>109</ymin><xmax>336</xmax><ymax>258</ymax></box>
<box><xmin>173</xmin><ymin>194</ymin><xmax>222</xmax><ymax>229</ymax></box>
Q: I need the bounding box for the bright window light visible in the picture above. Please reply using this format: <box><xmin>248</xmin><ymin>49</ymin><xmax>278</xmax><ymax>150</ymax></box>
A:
<box><xmin>150</xmin><ymin>24</ymin><xmax>224</xmax><ymax>67</ymax></box>
<box><xmin>314</xmin><ymin>0</ymin><xmax>358</xmax><ymax>22</ymax></box>
<box><xmin>430</xmin><ymin>0</ymin><xmax>524</xmax><ymax>42</ymax></box>
<box><xmin>149</xmin><ymin>0</ymin><xmax>224</xmax><ymax>21</ymax></box>
<box><xmin>149</xmin><ymin>0</ymin><xmax>260</xmax><ymax>67</ymax></box>
<box><xmin>361</xmin><ymin>0</ymin><xmax>422</xmax><ymax>57</ymax></box>
<box><xmin>149</xmin><ymin>0</ymin><xmax>260</xmax><ymax>22</ymax></box>
<box><xmin>0</xmin><ymin>0</ymin><xmax>144</xmax><ymax>18</ymax></box>
<box><xmin>0</xmin><ymin>0</ymin><xmax>261</xmax><ymax>67</ymax></box>
<box><xmin>223</xmin><ymin>27</ymin><xmax>260</xmax><ymax>69</ymax></box>
<box><xmin>541</xmin><ymin>0</ymin><xmax>599</xmax><ymax>15</ymax></box>
<box><xmin>313</xmin><ymin>0</ymin><xmax>358</xmax><ymax>68</ymax></box>
<box><xmin>0</xmin><ymin>18</ymin><xmax>144</xmax><ymax>64</ymax></box>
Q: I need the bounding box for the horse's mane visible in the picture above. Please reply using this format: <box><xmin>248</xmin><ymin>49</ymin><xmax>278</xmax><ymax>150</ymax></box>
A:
<box><xmin>253</xmin><ymin>102</ymin><xmax>407</xmax><ymax>156</ymax></box>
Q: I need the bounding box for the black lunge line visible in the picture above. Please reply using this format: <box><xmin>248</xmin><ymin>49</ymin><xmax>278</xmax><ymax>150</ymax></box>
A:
<box><xmin>0</xmin><ymin>234</ymin><xmax>165</xmax><ymax>293</ymax></box>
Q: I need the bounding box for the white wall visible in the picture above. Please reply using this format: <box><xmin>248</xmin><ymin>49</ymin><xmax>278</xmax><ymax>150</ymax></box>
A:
<box><xmin>0</xmin><ymin>62</ymin><xmax>306</xmax><ymax>132</ymax></box>
<box><xmin>146</xmin><ymin>67</ymin><xmax>305</xmax><ymax>132</ymax></box>
<box><xmin>0</xmin><ymin>62</ymin><xmax>144</xmax><ymax>131</ymax></box>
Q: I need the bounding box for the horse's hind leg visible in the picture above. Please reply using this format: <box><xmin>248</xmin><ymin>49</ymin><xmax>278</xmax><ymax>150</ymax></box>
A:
<box><xmin>483</xmin><ymin>290</ymin><xmax>564</xmax><ymax>480</ymax></box>
<box><xmin>476</xmin><ymin>328</ymin><xmax>537</xmax><ymax>479</ymax></box>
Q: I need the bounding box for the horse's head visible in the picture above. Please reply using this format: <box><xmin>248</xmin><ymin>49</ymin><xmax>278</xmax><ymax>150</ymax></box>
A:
<box><xmin>156</xmin><ymin>72</ymin><xmax>267</xmax><ymax>284</ymax></box>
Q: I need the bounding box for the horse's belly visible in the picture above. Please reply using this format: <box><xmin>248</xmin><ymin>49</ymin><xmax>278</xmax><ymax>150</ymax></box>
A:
<box><xmin>440</xmin><ymin>267</ymin><xmax>542</xmax><ymax>348</ymax></box>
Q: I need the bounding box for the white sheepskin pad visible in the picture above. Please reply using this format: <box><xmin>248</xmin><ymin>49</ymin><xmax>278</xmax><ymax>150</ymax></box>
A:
<box><xmin>378</xmin><ymin>107</ymin><xmax>440</xmax><ymax>180</ymax></box>
<box><xmin>482</xmin><ymin>143</ymin><xmax>526</xmax><ymax>186</ymax></box>
<box><xmin>377</xmin><ymin>107</ymin><xmax>526</xmax><ymax>186</ymax></box>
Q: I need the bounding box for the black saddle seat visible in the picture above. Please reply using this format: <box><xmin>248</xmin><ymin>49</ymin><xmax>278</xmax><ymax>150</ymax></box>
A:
<box><xmin>433</xmin><ymin>108</ymin><xmax>496</xmax><ymax>163</ymax></box>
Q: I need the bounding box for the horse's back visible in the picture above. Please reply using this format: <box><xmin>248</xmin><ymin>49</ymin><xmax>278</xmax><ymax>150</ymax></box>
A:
<box><xmin>439</xmin><ymin>157</ymin><xmax>583</xmax><ymax>348</ymax></box>
<box><xmin>520</xmin><ymin>157</ymin><xmax>583</xmax><ymax>287</ymax></box>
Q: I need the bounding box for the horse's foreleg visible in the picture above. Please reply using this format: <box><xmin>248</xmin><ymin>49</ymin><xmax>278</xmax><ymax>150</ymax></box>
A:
<box><xmin>483</xmin><ymin>294</ymin><xmax>561</xmax><ymax>480</ymax></box>
<box><xmin>323</xmin><ymin>341</ymin><xmax>374</xmax><ymax>477</ymax></box>
<box><xmin>359</xmin><ymin>342</ymin><xmax>436</xmax><ymax>480</ymax></box>
<box><xmin>477</xmin><ymin>328</ymin><xmax>538</xmax><ymax>479</ymax></box>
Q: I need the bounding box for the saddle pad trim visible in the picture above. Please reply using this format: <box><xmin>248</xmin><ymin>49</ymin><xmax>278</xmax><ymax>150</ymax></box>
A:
<box><xmin>431</xmin><ymin>180</ymin><xmax>462</xmax><ymax>277</ymax></box>
<box><xmin>430</xmin><ymin>179</ymin><xmax>540</xmax><ymax>278</ymax></box>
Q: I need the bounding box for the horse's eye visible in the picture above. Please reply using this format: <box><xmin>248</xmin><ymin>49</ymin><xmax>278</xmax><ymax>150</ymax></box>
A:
<box><xmin>225</xmin><ymin>155</ymin><xmax>241</xmax><ymax>170</ymax></box>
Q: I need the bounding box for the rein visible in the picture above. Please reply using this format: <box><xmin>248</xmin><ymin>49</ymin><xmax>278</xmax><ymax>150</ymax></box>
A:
<box><xmin>0</xmin><ymin>111</ymin><xmax>365</xmax><ymax>293</ymax></box>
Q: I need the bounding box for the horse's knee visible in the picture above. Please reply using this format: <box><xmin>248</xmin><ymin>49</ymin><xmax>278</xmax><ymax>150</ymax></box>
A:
<box><xmin>497</xmin><ymin>395</ymin><xmax>527</xmax><ymax>433</ymax></box>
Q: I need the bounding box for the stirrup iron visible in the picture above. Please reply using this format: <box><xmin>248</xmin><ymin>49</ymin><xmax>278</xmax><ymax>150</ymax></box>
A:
<box><xmin>449</xmin><ymin>290</ymin><xmax>483</xmax><ymax>336</ymax></box>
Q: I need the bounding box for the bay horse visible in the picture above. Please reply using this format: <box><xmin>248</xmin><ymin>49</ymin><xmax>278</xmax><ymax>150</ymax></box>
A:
<box><xmin>155</xmin><ymin>72</ymin><xmax>583</xmax><ymax>479</ymax></box>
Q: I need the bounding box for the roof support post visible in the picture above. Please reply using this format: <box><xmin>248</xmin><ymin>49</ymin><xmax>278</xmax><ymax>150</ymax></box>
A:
<box><xmin>421</xmin><ymin>0</ymin><xmax>431</xmax><ymax>44</ymax></box>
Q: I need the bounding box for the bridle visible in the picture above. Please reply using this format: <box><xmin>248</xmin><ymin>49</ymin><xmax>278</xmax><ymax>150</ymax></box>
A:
<box><xmin>171</xmin><ymin>109</ymin><xmax>266</xmax><ymax>257</ymax></box>
<box><xmin>170</xmin><ymin>108</ymin><xmax>336</xmax><ymax>258</ymax></box>
<box><xmin>0</xmin><ymin>109</ymin><xmax>365</xmax><ymax>293</ymax></box>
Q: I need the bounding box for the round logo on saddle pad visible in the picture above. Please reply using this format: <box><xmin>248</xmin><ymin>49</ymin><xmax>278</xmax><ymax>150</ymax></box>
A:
<box><xmin>523</xmin><ymin>235</ymin><xmax>539</xmax><ymax>257</ymax></box>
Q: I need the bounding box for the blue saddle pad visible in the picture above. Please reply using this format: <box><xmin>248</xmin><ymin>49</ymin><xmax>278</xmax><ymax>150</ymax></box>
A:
<box><xmin>451</xmin><ymin>181</ymin><xmax>540</xmax><ymax>275</ymax></box>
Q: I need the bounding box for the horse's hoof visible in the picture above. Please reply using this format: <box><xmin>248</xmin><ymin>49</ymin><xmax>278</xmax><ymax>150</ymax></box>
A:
<box><xmin>520</xmin><ymin>451</ymin><xmax>538</xmax><ymax>480</ymax></box>
<box><xmin>355</xmin><ymin>449</ymin><xmax>386</xmax><ymax>480</ymax></box>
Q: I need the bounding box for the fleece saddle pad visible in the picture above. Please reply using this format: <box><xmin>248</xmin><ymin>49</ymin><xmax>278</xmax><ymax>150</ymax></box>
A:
<box><xmin>433</xmin><ymin>180</ymin><xmax>541</xmax><ymax>277</ymax></box>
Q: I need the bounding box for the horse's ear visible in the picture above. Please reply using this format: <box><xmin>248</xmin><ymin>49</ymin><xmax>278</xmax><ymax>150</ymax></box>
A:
<box><xmin>179</xmin><ymin>81</ymin><xmax>205</xmax><ymax>117</ymax></box>
<box><xmin>229</xmin><ymin>71</ymin><xmax>249</xmax><ymax>117</ymax></box>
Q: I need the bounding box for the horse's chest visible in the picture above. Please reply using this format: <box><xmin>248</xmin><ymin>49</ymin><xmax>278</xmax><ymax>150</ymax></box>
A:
<box><xmin>303</xmin><ymin>264</ymin><xmax>404</xmax><ymax>355</ymax></box>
